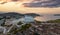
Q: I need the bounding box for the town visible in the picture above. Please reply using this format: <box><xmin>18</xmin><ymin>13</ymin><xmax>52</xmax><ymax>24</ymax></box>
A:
<box><xmin>0</xmin><ymin>12</ymin><xmax>60</xmax><ymax>35</ymax></box>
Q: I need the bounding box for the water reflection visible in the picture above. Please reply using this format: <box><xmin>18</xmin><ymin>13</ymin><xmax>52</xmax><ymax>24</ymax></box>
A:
<box><xmin>35</xmin><ymin>14</ymin><xmax>60</xmax><ymax>21</ymax></box>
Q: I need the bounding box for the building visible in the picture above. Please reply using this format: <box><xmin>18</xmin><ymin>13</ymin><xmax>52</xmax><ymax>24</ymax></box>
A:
<box><xmin>5</xmin><ymin>18</ymin><xmax>17</xmax><ymax>25</ymax></box>
<box><xmin>14</xmin><ymin>15</ymin><xmax>34</xmax><ymax>23</ymax></box>
<box><xmin>2</xmin><ymin>15</ymin><xmax>34</xmax><ymax>26</ymax></box>
<box><xmin>0</xmin><ymin>26</ymin><xmax>6</xmax><ymax>34</ymax></box>
<box><xmin>23</xmin><ymin>15</ymin><xmax>34</xmax><ymax>23</ymax></box>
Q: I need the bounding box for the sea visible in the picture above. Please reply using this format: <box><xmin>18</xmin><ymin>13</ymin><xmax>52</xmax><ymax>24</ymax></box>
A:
<box><xmin>35</xmin><ymin>14</ymin><xmax>60</xmax><ymax>21</ymax></box>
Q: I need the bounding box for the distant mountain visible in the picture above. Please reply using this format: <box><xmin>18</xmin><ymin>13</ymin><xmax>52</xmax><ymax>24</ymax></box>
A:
<box><xmin>0</xmin><ymin>12</ymin><xmax>6</xmax><ymax>14</ymax></box>
<box><xmin>0</xmin><ymin>12</ymin><xmax>24</xmax><ymax>19</ymax></box>
<box><xmin>54</xmin><ymin>14</ymin><xmax>60</xmax><ymax>16</ymax></box>
<box><xmin>0</xmin><ymin>12</ymin><xmax>40</xmax><ymax>18</ymax></box>
<box><xmin>0</xmin><ymin>12</ymin><xmax>24</xmax><ymax>16</ymax></box>
<box><xmin>24</xmin><ymin>13</ymin><xmax>40</xmax><ymax>17</ymax></box>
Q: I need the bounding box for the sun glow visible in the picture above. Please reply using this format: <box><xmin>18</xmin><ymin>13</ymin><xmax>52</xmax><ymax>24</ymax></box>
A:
<box><xmin>0</xmin><ymin>0</ymin><xmax>60</xmax><ymax>14</ymax></box>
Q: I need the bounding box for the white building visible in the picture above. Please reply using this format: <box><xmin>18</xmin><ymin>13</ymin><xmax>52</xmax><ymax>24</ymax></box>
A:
<box><xmin>5</xmin><ymin>18</ymin><xmax>16</xmax><ymax>25</ymax></box>
<box><xmin>0</xmin><ymin>26</ymin><xmax>7</xmax><ymax>34</ymax></box>
<box><xmin>23</xmin><ymin>15</ymin><xmax>34</xmax><ymax>23</ymax></box>
<box><xmin>4</xmin><ymin>15</ymin><xmax>34</xmax><ymax>26</ymax></box>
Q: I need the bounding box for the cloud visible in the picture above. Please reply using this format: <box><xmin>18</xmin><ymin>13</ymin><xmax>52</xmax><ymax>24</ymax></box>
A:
<box><xmin>0</xmin><ymin>0</ymin><xmax>60</xmax><ymax>7</ymax></box>
<box><xmin>23</xmin><ymin>0</ymin><xmax>60</xmax><ymax>7</ymax></box>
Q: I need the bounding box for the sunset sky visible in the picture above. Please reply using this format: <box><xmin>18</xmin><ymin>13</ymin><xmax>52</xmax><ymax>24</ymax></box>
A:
<box><xmin>0</xmin><ymin>0</ymin><xmax>60</xmax><ymax>14</ymax></box>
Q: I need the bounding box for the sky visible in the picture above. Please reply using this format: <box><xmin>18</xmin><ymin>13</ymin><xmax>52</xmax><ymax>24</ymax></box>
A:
<box><xmin>0</xmin><ymin>0</ymin><xmax>60</xmax><ymax>14</ymax></box>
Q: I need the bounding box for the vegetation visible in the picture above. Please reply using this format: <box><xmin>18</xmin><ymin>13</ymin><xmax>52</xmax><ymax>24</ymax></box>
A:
<box><xmin>35</xmin><ymin>20</ymin><xmax>41</xmax><ymax>23</ymax></box>
<box><xmin>34</xmin><ymin>20</ymin><xmax>42</xmax><ymax>25</ymax></box>
<box><xmin>46</xmin><ymin>19</ymin><xmax>60</xmax><ymax>23</ymax></box>
<box><xmin>17</xmin><ymin>22</ymin><xmax>23</xmax><ymax>25</ymax></box>
<box><xmin>7</xmin><ymin>33</ymin><xmax>11</xmax><ymax>35</ymax></box>
<box><xmin>33</xmin><ymin>32</ymin><xmax>40</xmax><ymax>35</ymax></box>
<box><xmin>20</xmin><ymin>24</ymin><xmax>31</xmax><ymax>31</ymax></box>
<box><xmin>0</xmin><ymin>18</ymin><xmax>3</xmax><ymax>20</ymax></box>
<box><xmin>9</xmin><ymin>23</ymin><xmax>31</xmax><ymax>34</ymax></box>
